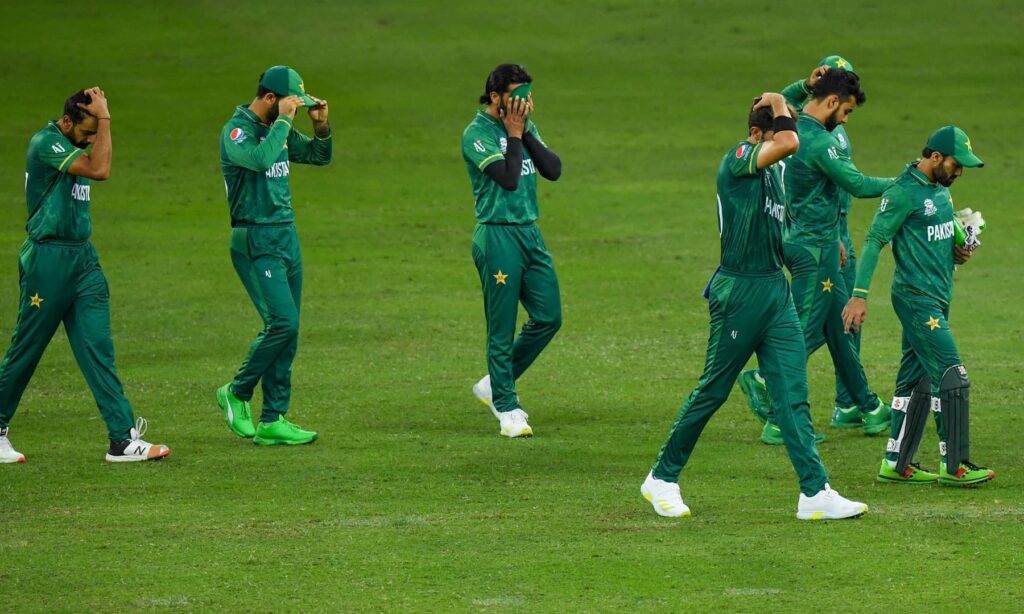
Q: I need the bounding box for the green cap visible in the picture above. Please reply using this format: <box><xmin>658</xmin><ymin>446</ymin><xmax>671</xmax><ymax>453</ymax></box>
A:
<box><xmin>926</xmin><ymin>125</ymin><xmax>984</xmax><ymax>168</ymax></box>
<box><xmin>817</xmin><ymin>55</ymin><xmax>856</xmax><ymax>75</ymax></box>
<box><xmin>259</xmin><ymin>66</ymin><xmax>317</xmax><ymax>107</ymax></box>
<box><xmin>510</xmin><ymin>82</ymin><xmax>532</xmax><ymax>101</ymax></box>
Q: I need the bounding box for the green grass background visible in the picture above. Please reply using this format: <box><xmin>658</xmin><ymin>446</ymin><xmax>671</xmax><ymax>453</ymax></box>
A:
<box><xmin>1</xmin><ymin>0</ymin><xmax>1022</xmax><ymax>611</ymax></box>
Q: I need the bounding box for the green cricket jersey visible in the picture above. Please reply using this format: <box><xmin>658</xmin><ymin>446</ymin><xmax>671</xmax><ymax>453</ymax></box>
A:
<box><xmin>461</xmin><ymin>110</ymin><xmax>542</xmax><ymax>224</ymax></box>
<box><xmin>24</xmin><ymin>122</ymin><xmax>91</xmax><ymax>242</ymax></box>
<box><xmin>781</xmin><ymin>79</ymin><xmax>855</xmax><ymax>221</ymax></box>
<box><xmin>716</xmin><ymin>141</ymin><xmax>786</xmax><ymax>274</ymax></box>
<box><xmin>220</xmin><ymin>105</ymin><xmax>332</xmax><ymax>226</ymax></box>
<box><xmin>784</xmin><ymin>114</ymin><xmax>889</xmax><ymax>247</ymax></box>
<box><xmin>853</xmin><ymin>164</ymin><xmax>956</xmax><ymax>305</ymax></box>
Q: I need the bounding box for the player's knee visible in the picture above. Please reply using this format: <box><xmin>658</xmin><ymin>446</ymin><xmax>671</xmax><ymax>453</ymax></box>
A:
<box><xmin>940</xmin><ymin>364</ymin><xmax>969</xmax><ymax>391</ymax></box>
<box><xmin>271</xmin><ymin>314</ymin><xmax>300</xmax><ymax>339</ymax></box>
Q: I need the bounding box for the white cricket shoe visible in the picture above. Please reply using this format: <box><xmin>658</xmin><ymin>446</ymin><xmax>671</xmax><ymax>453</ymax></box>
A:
<box><xmin>498</xmin><ymin>409</ymin><xmax>533</xmax><ymax>438</ymax></box>
<box><xmin>797</xmin><ymin>484</ymin><xmax>868</xmax><ymax>520</ymax></box>
<box><xmin>0</xmin><ymin>427</ymin><xmax>26</xmax><ymax>463</ymax></box>
<box><xmin>472</xmin><ymin>375</ymin><xmax>499</xmax><ymax>418</ymax></box>
<box><xmin>104</xmin><ymin>418</ymin><xmax>171</xmax><ymax>463</ymax></box>
<box><xmin>641</xmin><ymin>471</ymin><xmax>691</xmax><ymax>517</ymax></box>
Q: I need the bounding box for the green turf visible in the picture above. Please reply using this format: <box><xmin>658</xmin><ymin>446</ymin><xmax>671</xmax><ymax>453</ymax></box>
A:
<box><xmin>1</xmin><ymin>0</ymin><xmax>1022</xmax><ymax>611</ymax></box>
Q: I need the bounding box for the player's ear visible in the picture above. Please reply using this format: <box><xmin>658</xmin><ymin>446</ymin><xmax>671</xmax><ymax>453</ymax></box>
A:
<box><xmin>489</xmin><ymin>91</ymin><xmax>501</xmax><ymax>106</ymax></box>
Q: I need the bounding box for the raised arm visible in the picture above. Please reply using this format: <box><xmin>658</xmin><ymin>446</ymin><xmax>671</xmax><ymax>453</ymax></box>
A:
<box><xmin>289</xmin><ymin>95</ymin><xmax>333</xmax><ymax>166</ymax></box>
<box><xmin>753</xmin><ymin>93</ymin><xmax>799</xmax><ymax>170</ymax></box>
<box><xmin>67</xmin><ymin>87</ymin><xmax>112</xmax><ymax>181</ymax></box>
<box><xmin>224</xmin><ymin>97</ymin><xmax>302</xmax><ymax>171</ymax></box>
<box><xmin>817</xmin><ymin>142</ymin><xmax>891</xmax><ymax>198</ymax></box>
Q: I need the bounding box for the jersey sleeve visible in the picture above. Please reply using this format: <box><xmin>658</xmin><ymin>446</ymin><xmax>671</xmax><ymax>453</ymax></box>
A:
<box><xmin>31</xmin><ymin>131</ymin><xmax>84</xmax><ymax>174</ymax></box>
<box><xmin>780</xmin><ymin>79</ymin><xmax>811</xmax><ymax>109</ymax></box>
<box><xmin>814</xmin><ymin>138</ymin><xmax>891</xmax><ymax>198</ymax></box>
<box><xmin>725</xmin><ymin>143</ymin><xmax>763</xmax><ymax>177</ymax></box>
<box><xmin>526</xmin><ymin>119</ymin><xmax>547</xmax><ymax>147</ymax></box>
<box><xmin>222</xmin><ymin>117</ymin><xmax>292</xmax><ymax>171</ymax></box>
<box><xmin>462</xmin><ymin>124</ymin><xmax>504</xmax><ymax>171</ymax></box>
<box><xmin>852</xmin><ymin>186</ymin><xmax>914</xmax><ymax>299</ymax></box>
<box><xmin>287</xmin><ymin>127</ymin><xmax>332</xmax><ymax>166</ymax></box>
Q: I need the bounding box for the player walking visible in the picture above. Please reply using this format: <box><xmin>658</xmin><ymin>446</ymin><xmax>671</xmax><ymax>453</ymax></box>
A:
<box><xmin>462</xmin><ymin>64</ymin><xmax>563</xmax><ymax>438</ymax></box>
<box><xmin>739</xmin><ymin>56</ymin><xmax>880</xmax><ymax>433</ymax></box>
<box><xmin>843</xmin><ymin>126</ymin><xmax>994</xmax><ymax>486</ymax></box>
<box><xmin>738</xmin><ymin>68</ymin><xmax>892</xmax><ymax>445</ymax></box>
<box><xmin>215</xmin><ymin>66</ymin><xmax>331</xmax><ymax>445</ymax></box>
<box><xmin>0</xmin><ymin>88</ymin><xmax>170</xmax><ymax>463</ymax></box>
<box><xmin>641</xmin><ymin>94</ymin><xmax>867</xmax><ymax>520</ymax></box>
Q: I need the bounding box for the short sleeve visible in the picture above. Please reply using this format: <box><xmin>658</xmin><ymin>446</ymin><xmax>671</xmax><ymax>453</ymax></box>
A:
<box><xmin>32</xmin><ymin>131</ymin><xmax>83</xmax><ymax>173</ymax></box>
<box><xmin>726</xmin><ymin>142</ymin><xmax>763</xmax><ymax>177</ymax></box>
<box><xmin>462</xmin><ymin>124</ymin><xmax>504</xmax><ymax>171</ymax></box>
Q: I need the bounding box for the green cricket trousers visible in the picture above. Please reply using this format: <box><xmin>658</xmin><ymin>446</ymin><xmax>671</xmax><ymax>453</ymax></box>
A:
<box><xmin>833</xmin><ymin>224</ymin><xmax>862</xmax><ymax>408</ymax></box>
<box><xmin>0</xmin><ymin>240</ymin><xmax>135</xmax><ymax>442</ymax></box>
<box><xmin>652</xmin><ymin>269</ymin><xmax>829</xmax><ymax>496</ymax></box>
<box><xmin>885</xmin><ymin>292</ymin><xmax>963</xmax><ymax>464</ymax></box>
<box><xmin>229</xmin><ymin>223</ymin><xmax>302</xmax><ymax>423</ymax></box>
<box><xmin>471</xmin><ymin>222</ymin><xmax>562</xmax><ymax>413</ymax></box>
<box><xmin>782</xmin><ymin>241</ymin><xmax>879</xmax><ymax>414</ymax></box>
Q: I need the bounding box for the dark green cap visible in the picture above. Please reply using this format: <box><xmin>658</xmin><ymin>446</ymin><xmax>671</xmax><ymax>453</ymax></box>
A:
<box><xmin>817</xmin><ymin>55</ymin><xmax>856</xmax><ymax>75</ymax></box>
<box><xmin>259</xmin><ymin>66</ymin><xmax>316</xmax><ymax>107</ymax></box>
<box><xmin>926</xmin><ymin>125</ymin><xmax>984</xmax><ymax>168</ymax></box>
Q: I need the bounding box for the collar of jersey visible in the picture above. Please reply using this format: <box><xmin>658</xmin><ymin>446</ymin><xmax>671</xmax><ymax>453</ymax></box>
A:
<box><xmin>906</xmin><ymin>164</ymin><xmax>936</xmax><ymax>187</ymax></box>
<box><xmin>799</xmin><ymin>112</ymin><xmax>827</xmax><ymax>131</ymax></box>
<box><xmin>237</xmin><ymin>104</ymin><xmax>271</xmax><ymax>127</ymax></box>
<box><xmin>476</xmin><ymin>109</ymin><xmax>501</xmax><ymax>127</ymax></box>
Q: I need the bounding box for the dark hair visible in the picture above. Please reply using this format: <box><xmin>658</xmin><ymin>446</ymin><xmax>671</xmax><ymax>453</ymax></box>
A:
<box><xmin>810</xmin><ymin>69</ymin><xmax>866</xmax><ymax>105</ymax></box>
<box><xmin>479</xmin><ymin>64</ymin><xmax>532</xmax><ymax>104</ymax></box>
<box><xmin>63</xmin><ymin>90</ymin><xmax>93</xmax><ymax>124</ymax></box>
<box><xmin>748</xmin><ymin>106</ymin><xmax>774</xmax><ymax>132</ymax></box>
<box><xmin>922</xmin><ymin>147</ymin><xmax>946</xmax><ymax>160</ymax></box>
<box><xmin>256</xmin><ymin>72</ymin><xmax>274</xmax><ymax>98</ymax></box>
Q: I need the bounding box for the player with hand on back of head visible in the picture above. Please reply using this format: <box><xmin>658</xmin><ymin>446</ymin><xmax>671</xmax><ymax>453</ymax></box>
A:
<box><xmin>0</xmin><ymin>87</ymin><xmax>170</xmax><ymax>464</ymax></box>
<box><xmin>641</xmin><ymin>93</ymin><xmax>867</xmax><ymax>521</ymax></box>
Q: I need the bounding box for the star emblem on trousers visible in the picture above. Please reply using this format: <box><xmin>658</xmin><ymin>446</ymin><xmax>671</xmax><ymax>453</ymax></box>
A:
<box><xmin>493</xmin><ymin>270</ymin><xmax>508</xmax><ymax>285</ymax></box>
<box><xmin>926</xmin><ymin>316</ymin><xmax>941</xmax><ymax>331</ymax></box>
<box><xmin>821</xmin><ymin>278</ymin><xmax>833</xmax><ymax>293</ymax></box>
<box><xmin>29</xmin><ymin>293</ymin><xmax>44</xmax><ymax>308</ymax></box>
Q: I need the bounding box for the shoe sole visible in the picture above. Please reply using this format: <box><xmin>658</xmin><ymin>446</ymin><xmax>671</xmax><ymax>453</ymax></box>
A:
<box><xmin>253</xmin><ymin>434</ymin><xmax>318</xmax><ymax>446</ymax></box>
<box><xmin>797</xmin><ymin>505</ymin><xmax>868</xmax><ymax>520</ymax></box>
<box><xmin>937</xmin><ymin>474</ymin><xmax>994</xmax><ymax>487</ymax></box>
<box><xmin>0</xmin><ymin>457</ymin><xmax>26</xmax><ymax>463</ymax></box>
<box><xmin>862</xmin><ymin>424</ymin><xmax>890</xmax><ymax>436</ymax></box>
<box><xmin>216</xmin><ymin>387</ymin><xmax>256</xmax><ymax>439</ymax></box>
<box><xmin>105</xmin><ymin>448</ymin><xmax>171</xmax><ymax>463</ymax></box>
<box><xmin>500</xmin><ymin>428</ymin><xmax>533</xmax><ymax>438</ymax></box>
<box><xmin>876</xmin><ymin>474</ymin><xmax>937</xmax><ymax>485</ymax></box>
<box><xmin>472</xmin><ymin>384</ymin><xmax>500</xmax><ymax>419</ymax></box>
<box><xmin>830</xmin><ymin>420</ymin><xmax>863</xmax><ymax>429</ymax></box>
<box><xmin>642</xmin><ymin>491</ymin><xmax>691</xmax><ymax>518</ymax></box>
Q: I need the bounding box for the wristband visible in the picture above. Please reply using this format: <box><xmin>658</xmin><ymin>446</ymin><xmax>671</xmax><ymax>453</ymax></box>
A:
<box><xmin>772</xmin><ymin>115</ymin><xmax>797</xmax><ymax>133</ymax></box>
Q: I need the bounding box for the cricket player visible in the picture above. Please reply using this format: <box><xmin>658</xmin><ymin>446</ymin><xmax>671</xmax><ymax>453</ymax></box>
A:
<box><xmin>739</xmin><ymin>55</ymin><xmax>877</xmax><ymax>433</ymax></box>
<box><xmin>462</xmin><ymin>64</ymin><xmax>563</xmax><ymax>438</ymax></box>
<box><xmin>843</xmin><ymin>126</ymin><xmax>995</xmax><ymax>486</ymax></box>
<box><xmin>0</xmin><ymin>87</ymin><xmax>170</xmax><ymax>463</ymax></box>
<box><xmin>738</xmin><ymin>68</ymin><xmax>892</xmax><ymax>445</ymax></box>
<box><xmin>216</xmin><ymin>66</ymin><xmax>331</xmax><ymax>445</ymax></box>
<box><xmin>641</xmin><ymin>94</ymin><xmax>867</xmax><ymax>520</ymax></box>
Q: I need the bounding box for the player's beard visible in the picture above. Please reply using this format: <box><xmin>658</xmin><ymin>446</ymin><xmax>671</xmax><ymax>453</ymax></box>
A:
<box><xmin>824</xmin><ymin>108</ymin><xmax>842</xmax><ymax>131</ymax></box>
<box><xmin>934</xmin><ymin>163</ymin><xmax>957</xmax><ymax>187</ymax></box>
<box><xmin>266</xmin><ymin>104</ymin><xmax>281</xmax><ymax>123</ymax></box>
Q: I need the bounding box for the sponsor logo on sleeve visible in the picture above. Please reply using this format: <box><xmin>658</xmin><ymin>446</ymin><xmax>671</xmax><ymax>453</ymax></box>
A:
<box><xmin>879</xmin><ymin>198</ymin><xmax>889</xmax><ymax>212</ymax></box>
<box><xmin>230</xmin><ymin>127</ymin><xmax>246</xmax><ymax>144</ymax></box>
<box><xmin>827</xmin><ymin>146</ymin><xmax>839</xmax><ymax>160</ymax></box>
<box><xmin>736</xmin><ymin>144</ymin><xmax>748</xmax><ymax>158</ymax></box>
<box><xmin>499</xmin><ymin>137</ymin><xmax>508</xmax><ymax>153</ymax></box>
<box><xmin>474</xmin><ymin>139</ymin><xmax>485</xmax><ymax>153</ymax></box>
<box><xmin>51</xmin><ymin>141</ymin><xmax>66</xmax><ymax>154</ymax></box>
<box><xmin>836</xmin><ymin>133</ymin><xmax>847</xmax><ymax>149</ymax></box>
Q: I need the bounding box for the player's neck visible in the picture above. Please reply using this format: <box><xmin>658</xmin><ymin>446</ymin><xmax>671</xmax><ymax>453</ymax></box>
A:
<box><xmin>916</xmin><ymin>160</ymin><xmax>937</xmax><ymax>183</ymax></box>
<box><xmin>484</xmin><ymin>105</ymin><xmax>502</xmax><ymax>121</ymax></box>
<box><xmin>802</xmin><ymin>101</ymin><xmax>832</xmax><ymax>127</ymax></box>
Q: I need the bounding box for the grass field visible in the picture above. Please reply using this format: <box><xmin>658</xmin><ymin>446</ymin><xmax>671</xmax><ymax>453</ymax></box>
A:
<box><xmin>1</xmin><ymin>0</ymin><xmax>1022</xmax><ymax>611</ymax></box>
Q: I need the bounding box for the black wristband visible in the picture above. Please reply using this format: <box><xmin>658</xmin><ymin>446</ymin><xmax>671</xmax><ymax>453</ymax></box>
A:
<box><xmin>773</xmin><ymin>115</ymin><xmax>797</xmax><ymax>133</ymax></box>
